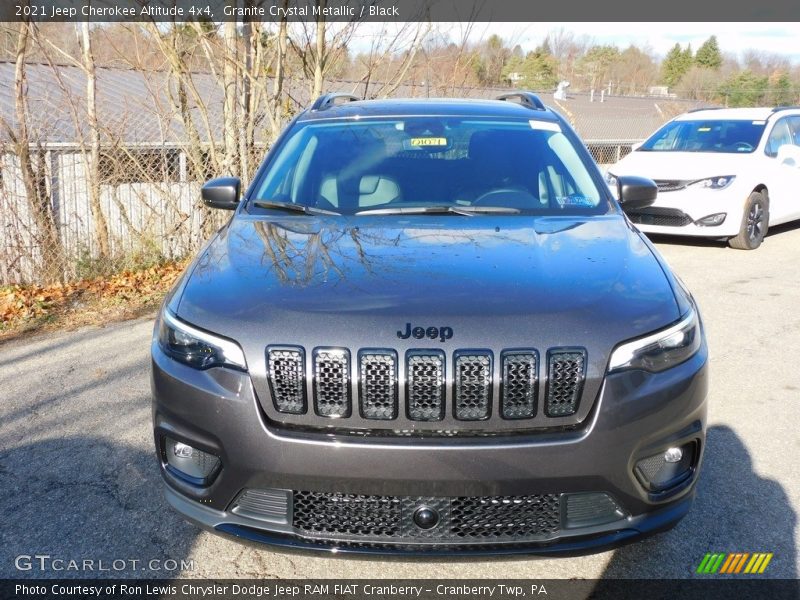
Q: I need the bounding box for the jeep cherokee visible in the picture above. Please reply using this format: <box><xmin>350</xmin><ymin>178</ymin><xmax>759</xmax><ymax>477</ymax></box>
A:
<box><xmin>151</xmin><ymin>92</ymin><xmax>708</xmax><ymax>554</ymax></box>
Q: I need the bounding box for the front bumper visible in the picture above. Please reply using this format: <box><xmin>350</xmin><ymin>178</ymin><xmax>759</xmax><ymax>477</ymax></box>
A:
<box><xmin>628</xmin><ymin>188</ymin><xmax>747</xmax><ymax>238</ymax></box>
<box><xmin>151</xmin><ymin>341</ymin><xmax>708</xmax><ymax>555</ymax></box>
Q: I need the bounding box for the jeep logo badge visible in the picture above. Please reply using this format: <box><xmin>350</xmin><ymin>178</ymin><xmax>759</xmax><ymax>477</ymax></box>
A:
<box><xmin>397</xmin><ymin>323</ymin><xmax>453</xmax><ymax>343</ymax></box>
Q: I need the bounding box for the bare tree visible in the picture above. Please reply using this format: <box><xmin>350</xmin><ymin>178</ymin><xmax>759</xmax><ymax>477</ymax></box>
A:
<box><xmin>79</xmin><ymin>21</ymin><xmax>111</xmax><ymax>258</ymax></box>
<box><xmin>0</xmin><ymin>22</ymin><xmax>64</xmax><ymax>281</ymax></box>
<box><xmin>291</xmin><ymin>4</ymin><xmax>358</xmax><ymax>100</ymax></box>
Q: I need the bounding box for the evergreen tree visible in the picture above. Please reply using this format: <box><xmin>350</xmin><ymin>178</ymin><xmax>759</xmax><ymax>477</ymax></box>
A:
<box><xmin>696</xmin><ymin>36</ymin><xmax>722</xmax><ymax>69</ymax></box>
<box><xmin>503</xmin><ymin>49</ymin><xmax>559</xmax><ymax>89</ymax></box>
<box><xmin>662</xmin><ymin>43</ymin><xmax>693</xmax><ymax>87</ymax></box>
<box><xmin>768</xmin><ymin>72</ymin><xmax>795</xmax><ymax>106</ymax></box>
<box><xmin>718</xmin><ymin>71</ymin><xmax>769</xmax><ymax>107</ymax></box>
<box><xmin>576</xmin><ymin>45</ymin><xmax>620</xmax><ymax>89</ymax></box>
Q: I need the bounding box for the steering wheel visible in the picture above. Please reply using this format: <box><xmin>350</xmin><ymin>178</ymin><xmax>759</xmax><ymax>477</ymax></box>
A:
<box><xmin>734</xmin><ymin>141</ymin><xmax>754</xmax><ymax>151</ymax></box>
<box><xmin>472</xmin><ymin>188</ymin><xmax>537</xmax><ymax>208</ymax></box>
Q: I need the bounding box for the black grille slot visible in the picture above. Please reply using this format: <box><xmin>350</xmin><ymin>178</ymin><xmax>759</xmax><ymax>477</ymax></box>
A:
<box><xmin>546</xmin><ymin>350</ymin><xmax>586</xmax><ymax>417</ymax></box>
<box><xmin>358</xmin><ymin>350</ymin><xmax>398</xmax><ymax>420</ymax></box>
<box><xmin>293</xmin><ymin>491</ymin><xmax>402</xmax><ymax>537</ymax></box>
<box><xmin>291</xmin><ymin>491</ymin><xmax>561</xmax><ymax>542</ymax></box>
<box><xmin>501</xmin><ymin>351</ymin><xmax>538</xmax><ymax>419</ymax></box>
<box><xmin>450</xmin><ymin>495</ymin><xmax>561</xmax><ymax>539</ymax></box>
<box><xmin>406</xmin><ymin>351</ymin><xmax>445</xmax><ymax>421</ymax></box>
<box><xmin>313</xmin><ymin>348</ymin><xmax>351</xmax><ymax>418</ymax></box>
<box><xmin>627</xmin><ymin>207</ymin><xmax>693</xmax><ymax>227</ymax></box>
<box><xmin>453</xmin><ymin>352</ymin><xmax>492</xmax><ymax>420</ymax></box>
<box><xmin>267</xmin><ymin>347</ymin><xmax>306</xmax><ymax>414</ymax></box>
<box><xmin>653</xmin><ymin>179</ymin><xmax>688</xmax><ymax>192</ymax></box>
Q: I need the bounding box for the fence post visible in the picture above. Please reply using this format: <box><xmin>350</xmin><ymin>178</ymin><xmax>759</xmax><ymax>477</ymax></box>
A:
<box><xmin>179</xmin><ymin>150</ymin><xmax>187</xmax><ymax>183</ymax></box>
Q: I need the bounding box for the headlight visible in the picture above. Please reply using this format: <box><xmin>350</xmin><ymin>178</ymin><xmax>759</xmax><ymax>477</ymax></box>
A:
<box><xmin>157</xmin><ymin>309</ymin><xmax>247</xmax><ymax>371</ymax></box>
<box><xmin>604</xmin><ymin>171</ymin><xmax>619</xmax><ymax>199</ymax></box>
<box><xmin>687</xmin><ymin>175</ymin><xmax>735</xmax><ymax>190</ymax></box>
<box><xmin>608</xmin><ymin>308</ymin><xmax>701</xmax><ymax>373</ymax></box>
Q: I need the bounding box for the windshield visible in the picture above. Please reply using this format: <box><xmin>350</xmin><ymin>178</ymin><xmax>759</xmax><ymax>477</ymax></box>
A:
<box><xmin>251</xmin><ymin>117</ymin><xmax>607</xmax><ymax>216</ymax></box>
<box><xmin>639</xmin><ymin>119</ymin><xmax>766</xmax><ymax>153</ymax></box>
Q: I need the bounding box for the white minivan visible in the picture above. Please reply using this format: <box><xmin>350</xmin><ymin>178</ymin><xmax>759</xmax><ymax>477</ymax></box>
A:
<box><xmin>607</xmin><ymin>107</ymin><xmax>800</xmax><ymax>249</ymax></box>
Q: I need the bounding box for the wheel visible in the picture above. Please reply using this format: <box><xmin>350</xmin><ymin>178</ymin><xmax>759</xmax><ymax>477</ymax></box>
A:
<box><xmin>728</xmin><ymin>191</ymin><xmax>768</xmax><ymax>250</ymax></box>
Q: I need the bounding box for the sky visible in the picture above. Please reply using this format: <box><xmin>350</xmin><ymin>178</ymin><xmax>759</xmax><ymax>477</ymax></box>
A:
<box><xmin>351</xmin><ymin>22</ymin><xmax>800</xmax><ymax>64</ymax></box>
<box><xmin>486</xmin><ymin>23</ymin><xmax>800</xmax><ymax>62</ymax></box>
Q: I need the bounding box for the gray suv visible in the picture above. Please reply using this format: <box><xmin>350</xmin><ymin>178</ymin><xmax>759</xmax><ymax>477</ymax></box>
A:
<box><xmin>151</xmin><ymin>93</ymin><xmax>708</xmax><ymax>554</ymax></box>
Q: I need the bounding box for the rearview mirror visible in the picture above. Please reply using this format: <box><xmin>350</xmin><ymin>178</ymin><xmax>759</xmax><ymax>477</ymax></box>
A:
<box><xmin>202</xmin><ymin>177</ymin><xmax>241</xmax><ymax>210</ymax></box>
<box><xmin>617</xmin><ymin>175</ymin><xmax>657</xmax><ymax>211</ymax></box>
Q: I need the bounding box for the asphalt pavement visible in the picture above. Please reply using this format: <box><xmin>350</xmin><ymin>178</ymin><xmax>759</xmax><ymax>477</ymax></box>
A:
<box><xmin>1</xmin><ymin>224</ymin><xmax>798</xmax><ymax>580</ymax></box>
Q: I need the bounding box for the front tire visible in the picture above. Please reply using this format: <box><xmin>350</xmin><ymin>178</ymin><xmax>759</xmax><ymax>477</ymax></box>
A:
<box><xmin>728</xmin><ymin>191</ymin><xmax>768</xmax><ymax>250</ymax></box>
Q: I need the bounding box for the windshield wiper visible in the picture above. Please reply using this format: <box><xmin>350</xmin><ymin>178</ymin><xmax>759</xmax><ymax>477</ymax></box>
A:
<box><xmin>355</xmin><ymin>205</ymin><xmax>520</xmax><ymax>216</ymax></box>
<box><xmin>253</xmin><ymin>200</ymin><xmax>341</xmax><ymax>216</ymax></box>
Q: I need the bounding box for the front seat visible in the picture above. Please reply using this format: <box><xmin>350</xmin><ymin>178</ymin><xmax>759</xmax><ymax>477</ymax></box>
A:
<box><xmin>357</xmin><ymin>175</ymin><xmax>401</xmax><ymax>207</ymax></box>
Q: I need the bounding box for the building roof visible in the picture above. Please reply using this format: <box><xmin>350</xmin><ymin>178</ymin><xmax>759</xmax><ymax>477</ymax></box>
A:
<box><xmin>0</xmin><ymin>61</ymin><xmax>710</xmax><ymax>147</ymax></box>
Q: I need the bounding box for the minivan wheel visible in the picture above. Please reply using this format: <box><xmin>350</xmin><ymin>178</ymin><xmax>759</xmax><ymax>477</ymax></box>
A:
<box><xmin>728</xmin><ymin>192</ymin><xmax>768</xmax><ymax>250</ymax></box>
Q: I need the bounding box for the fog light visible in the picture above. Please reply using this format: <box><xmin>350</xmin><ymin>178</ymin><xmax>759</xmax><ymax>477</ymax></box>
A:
<box><xmin>164</xmin><ymin>437</ymin><xmax>220</xmax><ymax>485</ymax></box>
<box><xmin>635</xmin><ymin>441</ymin><xmax>696</xmax><ymax>493</ymax></box>
<box><xmin>563</xmin><ymin>493</ymin><xmax>627</xmax><ymax>529</ymax></box>
<box><xmin>173</xmin><ymin>442</ymin><xmax>194</xmax><ymax>458</ymax></box>
<box><xmin>696</xmin><ymin>213</ymin><xmax>726</xmax><ymax>226</ymax></box>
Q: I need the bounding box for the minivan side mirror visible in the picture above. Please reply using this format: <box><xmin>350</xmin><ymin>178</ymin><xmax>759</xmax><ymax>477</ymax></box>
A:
<box><xmin>616</xmin><ymin>175</ymin><xmax>657</xmax><ymax>211</ymax></box>
<box><xmin>202</xmin><ymin>177</ymin><xmax>241</xmax><ymax>210</ymax></box>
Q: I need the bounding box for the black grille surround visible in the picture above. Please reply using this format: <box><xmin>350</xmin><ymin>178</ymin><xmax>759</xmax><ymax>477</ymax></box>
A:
<box><xmin>452</xmin><ymin>351</ymin><xmax>493</xmax><ymax>421</ymax></box>
<box><xmin>358</xmin><ymin>349</ymin><xmax>398</xmax><ymax>420</ymax></box>
<box><xmin>291</xmin><ymin>490</ymin><xmax>562</xmax><ymax>545</ymax></box>
<box><xmin>262</xmin><ymin>345</ymin><xmax>591</xmax><ymax>436</ymax></box>
<box><xmin>545</xmin><ymin>349</ymin><xmax>587</xmax><ymax>417</ymax></box>
<box><xmin>626</xmin><ymin>207</ymin><xmax>693</xmax><ymax>227</ymax></box>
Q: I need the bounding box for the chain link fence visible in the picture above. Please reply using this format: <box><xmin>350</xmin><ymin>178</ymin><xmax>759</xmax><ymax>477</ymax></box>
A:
<box><xmin>0</xmin><ymin>61</ymin><xmax>703</xmax><ymax>286</ymax></box>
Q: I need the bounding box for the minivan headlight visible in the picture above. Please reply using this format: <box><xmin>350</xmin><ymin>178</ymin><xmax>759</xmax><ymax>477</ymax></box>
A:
<box><xmin>608</xmin><ymin>308</ymin><xmax>701</xmax><ymax>373</ymax></box>
<box><xmin>687</xmin><ymin>175</ymin><xmax>735</xmax><ymax>190</ymax></box>
<box><xmin>157</xmin><ymin>310</ymin><xmax>247</xmax><ymax>371</ymax></box>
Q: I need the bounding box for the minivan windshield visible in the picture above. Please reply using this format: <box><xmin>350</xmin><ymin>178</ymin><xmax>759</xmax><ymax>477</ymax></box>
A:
<box><xmin>638</xmin><ymin>119</ymin><xmax>766</xmax><ymax>153</ymax></box>
<box><xmin>251</xmin><ymin>117</ymin><xmax>607</xmax><ymax>216</ymax></box>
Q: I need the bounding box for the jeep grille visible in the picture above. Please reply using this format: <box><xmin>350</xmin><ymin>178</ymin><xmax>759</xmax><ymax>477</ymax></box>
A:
<box><xmin>500</xmin><ymin>351</ymin><xmax>538</xmax><ymax>419</ymax></box>
<box><xmin>358</xmin><ymin>350</ymin><xmax>398</xmax><ymax>420</ymax></box>
<box><xmin>313</xmin><ymin>348</ymin><xmax>351</xmax><ymax>418</ymax></box>
<box><xmin>545</xmin><ymin>350</ymin><xmax>586</xmax><ymax>417</ymax></box>
<box><xmin>406</xmin><ymin>351</ymin><xmax>446</xmax><ymax>421</ymax></box>
<box><xmin>453</xmin><ymin>352</ymin><xmax>492</xmax><ymax>420</ymax></box>
<box><xmin>264</xmin><ymin>345</ymin><xmax>589</xmax><ymax>434</ymax></box>
<box><xmin>266</xmin><ymin>347</ymin><xmax>306</xmax><ymax>414</ymax></box>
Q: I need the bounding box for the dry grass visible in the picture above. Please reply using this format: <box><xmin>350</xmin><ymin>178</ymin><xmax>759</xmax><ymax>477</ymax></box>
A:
<box><xmin>0</xmin><ymin>260</ymin><xmax>188</xmax><ymax>342</ymax></box>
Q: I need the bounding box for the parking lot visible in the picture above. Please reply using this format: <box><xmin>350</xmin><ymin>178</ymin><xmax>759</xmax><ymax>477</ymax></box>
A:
<box><xmin>1</xmin><ymin>224</ymin><xmax>798</xmax><ymax>581</ymax></box>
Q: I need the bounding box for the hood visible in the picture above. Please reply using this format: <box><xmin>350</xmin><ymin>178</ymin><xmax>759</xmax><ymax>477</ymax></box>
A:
<box><xmin>176</xmin><ymin>214</ymin><xmax>680</xmax><ymax>370</ymax></box>
<box><xmin>612</xmin><ymin>149</ymin><xmax>752</xmax><ymax>181</ymax></box>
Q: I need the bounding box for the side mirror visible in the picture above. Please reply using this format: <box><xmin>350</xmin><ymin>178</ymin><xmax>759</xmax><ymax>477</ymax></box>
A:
<box><xmin>617</xmin><ymin>175</ymin><xmax>657</xmax><ymax>211</ymax></box>
<box><xmin>777</xmin><ymin>144</ymin><xmax>800</xmax><ymax>168</ymax></box>
<box><xmin>202</xmin><ymin>177</ymin><xmax>241</xmax><ymax>210</ymax></box>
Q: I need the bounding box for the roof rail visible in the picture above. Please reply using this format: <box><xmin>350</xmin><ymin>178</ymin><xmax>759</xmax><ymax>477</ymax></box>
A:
<box><xmin>771</xmin><ymin>106</ymin><xmax>800</xmax><ymax>113</ymax></box>
<box><xmin>310</xmin><ymin>93</ymin><xmax>361</xmax><ymax>111</ymax></box>
<box><xmin>495</xmin><ymin>92</ymin><xmax>546</xmax><ymax>111</ymax></box>
<box><xmin>686</xmin><ymin>106</ymin><xmax>723</xmax><ymax>113</ymax></box>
